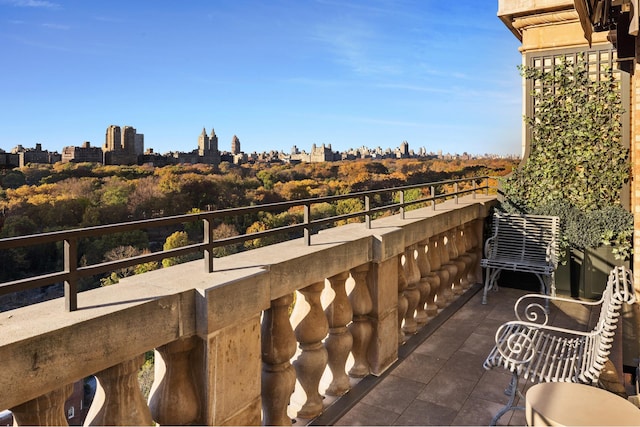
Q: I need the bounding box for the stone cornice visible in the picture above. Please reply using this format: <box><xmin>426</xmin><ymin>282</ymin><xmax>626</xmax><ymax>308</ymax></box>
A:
<box><xmin>513</xmin><ymin>10</ymin><xmax>580</xmax><ymax>30</ymax></box>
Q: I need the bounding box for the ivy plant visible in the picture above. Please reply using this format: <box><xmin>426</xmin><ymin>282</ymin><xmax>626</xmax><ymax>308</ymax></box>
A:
<box><xmin>501</xmin><ymin>55</ymin><xmax>632</xmax><ymax>259</ymax></box>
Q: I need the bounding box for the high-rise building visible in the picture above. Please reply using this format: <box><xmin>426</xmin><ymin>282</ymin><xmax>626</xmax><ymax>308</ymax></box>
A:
<box><xmin>104</xmin><ymin>125</ymin><xmax>121</xmax><ymax>152</ymax></box>
<box><xmin>197</xmin><ymin>127</ymin><xmax>221</xmax><ymax>167</ymax></box>
<box><xmin>134</xmin><ymin>133</ymin><xmax>144</xmax><ymax>156</ymax></box>
<box><xmin>209</xmin><ymin>128</ymin><xmax>219</xmax><ymax>154</ymax></box>
<box><xmin>198</xmin><ymin>128</ymin><xmax>209</xmax><ymax>156</ymax></box>
<box><xmin>103</xmin><ymin>124</ymin><xmax>139</xmax><ymax>165</ymax></box>
<box><xmin>231</xmin><ymin>135</ymin><xmax>241</xmax><ymax>155</ymax></box>
<box><xmin>122</xmin><ymin>126</ymin><xmax>137</xmax><ymax>156</ymax></box>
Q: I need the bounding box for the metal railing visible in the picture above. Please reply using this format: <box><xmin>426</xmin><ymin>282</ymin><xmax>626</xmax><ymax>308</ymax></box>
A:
<box><xmin>0</xmin><ymin>176</ymin><xmax>493</xmax><ymax>311</ymax></box>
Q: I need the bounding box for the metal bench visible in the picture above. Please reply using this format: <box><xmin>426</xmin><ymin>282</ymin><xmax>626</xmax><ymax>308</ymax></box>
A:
<box><xmin>483</xmin><ymin>265</ymin><xmax>637</xmax><ymax>425</ymax></box>
<box><xmin>481</xmin><ymin>213</ymin><xmax>559</xmax><ymax>304</ymax></box>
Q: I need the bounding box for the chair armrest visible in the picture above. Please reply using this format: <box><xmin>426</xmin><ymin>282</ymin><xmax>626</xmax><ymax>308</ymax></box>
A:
<box><xmin>484</xmin><ymin>236</ymin><xmax>495</xmax><ymax>258</ymax></box>
<box><xmin>513</xmin><ymin>293</ymin><xmax>602</xmax><ymax>324</ymax></box>
<box><xmin>494</xmin><ymin>320</ymin><xmax>596</xmax><ymax>366</ymax></box>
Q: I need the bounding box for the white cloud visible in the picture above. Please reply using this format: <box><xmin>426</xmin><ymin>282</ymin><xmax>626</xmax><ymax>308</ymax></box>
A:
<box><xmin>3</xmin><ymin>0</ymin><xmax>60</xmax><ymax>8</ymax></box>
<box><xmin>42</xmin><ymin>22</ymin><xmax>69</xmax><ymax>30</ymax></box>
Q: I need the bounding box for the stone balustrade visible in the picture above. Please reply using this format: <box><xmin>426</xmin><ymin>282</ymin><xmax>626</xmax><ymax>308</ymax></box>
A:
<box><xmin>0</xmin><ymin>195</ymin><xmax>496</xmax><ymax>426</ymax></box>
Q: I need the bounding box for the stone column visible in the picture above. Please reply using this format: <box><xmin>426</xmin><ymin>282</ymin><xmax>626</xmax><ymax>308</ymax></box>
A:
<box><xmin>292</xmin><ymin>281</ymin><xmax>328</xmax><ymax>419</ymax></box>
<box><xmin>348</xmin><ymin>263</ymin><xmax>373</xmax><ymax>378</ymax></box>
<box><xmin>367</xmin><ymin>255</ymin><xmax>399</xmax><ymax>375</ymax></box>
<box><xmin>195</xmin><ymin>273</ymin><xmax>266</xmax><ymax>426</ymax></box>
<box><xmin>148</xmin><ymin>337</ymin><xmax>199</xmax><ymax>426</ymax></box>
<box><xmin>11</xmin><ymin>384</ymin><xmax>73</xmax><ymax>426</ymax></box>
<box><xmin>262</xmin><ymin>294</ymin><xmax>297</xmax><ymax>426</ymax></box>
<box><xmin>324</xmin><ymin>271</ymin><xmax>353</xmax><ymax>397</ymax></box>
<box><xmin>85</xmin><ymin>355</ymin><xmax>153</xmax><ymax>426</ymax></box>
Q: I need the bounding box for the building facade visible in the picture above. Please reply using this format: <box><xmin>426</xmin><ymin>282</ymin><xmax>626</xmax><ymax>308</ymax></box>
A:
<box><xmin>103</xmin><ymin>125</ymin><xmax>140</xmax><ymax>165</ymax></box>
<box><xmin>11</xmin><ymin>143</ymin><xmax>60</xmax><ymax>167</ymax></box>
<box><xmin>61</xmin><ymin>141</ymin><xmax>103</xmax><ymax>163</ymax></box>
<box><xmin>498</xmin><ymin>0</ymin><xmax>639</xmax><ymax>369</ymax></box>
<box><xmin>198</xmin><ymin>128</ymin><xmax>221</xmax><ymax>167</ymax></box>
<box><xmin>230</xmin><ymin>135</ymin><xmax>241</xmax><ymax>155</ymax></box>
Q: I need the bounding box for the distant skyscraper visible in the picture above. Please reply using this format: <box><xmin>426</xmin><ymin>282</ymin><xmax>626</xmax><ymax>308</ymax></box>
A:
<box><xmin>104</xmin><ymin>125</ymin><xmax>121</xmax><ymax>152</ymax></box>
<box><xmin>134</xmin><ymin>133</ymin><xmax>144</xmax><ymax>156</ymax></box>
<box><xmin>198</xmin><ymin>128</ymin><xmax>209</xmax><ymax>156</ymax></box>
<box><xmin>231</xmin><ymin>135</ymin><xmax>241</xmax><ymax>155</ymax></box>
<box><xmin>209</xmin><ymin>128</ymin><xmax>219</xmax><ymax>153</ymax></box>
<box><xmin>103</xmin><ymin>124</ymin><xmax>139</xmax><ymax>165</ymax></box>
<box><xmin>122</xmin><ymin>126</ymin><xmax>137</xmax><ymax>156</ymax></box>
<box><xmin>197</xmin><ymin>127</ymin><xmax>221</xmax><ymax>167</ymax></box>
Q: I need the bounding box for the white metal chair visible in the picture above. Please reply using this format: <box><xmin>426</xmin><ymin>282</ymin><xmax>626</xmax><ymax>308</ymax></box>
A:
<box><xmin>481</xmin><ymin>213</ymin><xmax>559</xmax><ymax>304</ymax></box>
<box><xmin>483</xmin><ymin>265</ymin><xmax>637</xmax><ymax>425</ymax></box>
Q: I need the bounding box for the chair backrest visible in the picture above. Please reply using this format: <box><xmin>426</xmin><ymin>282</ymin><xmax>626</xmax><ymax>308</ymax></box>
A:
<box><xmin>489</xmin><ymin>213</ymin><xmax>560</xmax><ymax>266</ymax></box>
<box><xmin>584</xmin><ymin>266</ymin><xmax>637</xmax><ymax>382</ymax></box>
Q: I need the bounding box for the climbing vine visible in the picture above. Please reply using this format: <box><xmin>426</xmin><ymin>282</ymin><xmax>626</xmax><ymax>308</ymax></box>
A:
<box><xmin>501</xmin><ymin>55</ymin><xmax>632</xmax><ymax>258</ymax></box>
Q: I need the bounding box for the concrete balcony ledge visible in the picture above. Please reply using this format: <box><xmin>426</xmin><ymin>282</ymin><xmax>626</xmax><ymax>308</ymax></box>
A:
<box><xmin>0</xmin><ymin>194</ymin><xmax>497</xmax><ymax>425</ymax></box>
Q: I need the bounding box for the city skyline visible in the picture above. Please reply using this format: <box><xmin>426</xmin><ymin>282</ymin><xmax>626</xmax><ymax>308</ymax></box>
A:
<box><xmin>1</xmin><ymin>1</ymin><xmax>523</xmax><ymax>156</ymax></box>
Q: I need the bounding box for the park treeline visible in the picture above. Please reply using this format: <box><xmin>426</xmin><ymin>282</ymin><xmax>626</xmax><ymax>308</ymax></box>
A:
<box><xmin>0</xmin><ymin>157</ymin><xmax>516</xmax><ymax>290</ymax></box>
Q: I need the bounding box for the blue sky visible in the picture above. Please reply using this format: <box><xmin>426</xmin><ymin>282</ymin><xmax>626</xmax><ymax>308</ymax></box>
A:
<box><xmin>1</xmin><ymin>0</ymin><xmax>523</xmax><ymax>156</ymax></box>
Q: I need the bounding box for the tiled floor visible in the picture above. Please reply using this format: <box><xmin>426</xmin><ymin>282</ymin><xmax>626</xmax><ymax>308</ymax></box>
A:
<box><xmin>329</xmin><ymin>284</ymin><xmax>588</xmax><ymax>426</ymax></box>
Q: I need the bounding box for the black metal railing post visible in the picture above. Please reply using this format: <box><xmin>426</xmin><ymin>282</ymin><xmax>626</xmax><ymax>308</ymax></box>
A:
<box><xmin>454</xmin><ymin>182</ymin><xmax>459</xmax><ymax>204</ymax></box>
<box><xmin>203</xmin><ymin>217</ymin><xmax>214</xmax><ymax>273</ymax></box>
<box><xmin>64</xmin><ymin>238</ymin><xmax>78</xmax><ymax>312</ymax></box>
<box><xmin>431</xmin><ymin>186</ymin><xmax>436</xmax><ymax>210</ymax></box>
<box><xmin>473</xmin><ymin>180</ymin><xmax>477</xmax><ymax>199</ymax></box>
<box><xmin>365</xmin><ymin>195</ymin><xmax>371</xmax><ymax>229</ymax></box>
<box><xmin>304</xmin><ymin>203</ymin><xmax>311</xmax><ymax>246</ymax></box>
<box><xmin>399</xmin><ymin>190</ymin><xmax>405</xmax><ymax>219</ymax></box>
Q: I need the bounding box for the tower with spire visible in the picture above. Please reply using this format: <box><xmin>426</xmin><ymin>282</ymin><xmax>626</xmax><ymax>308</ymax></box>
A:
<box><xmin>197</xmin><ymin>126</ymin><xmax>221</xmax><ymax>167</ymax></box>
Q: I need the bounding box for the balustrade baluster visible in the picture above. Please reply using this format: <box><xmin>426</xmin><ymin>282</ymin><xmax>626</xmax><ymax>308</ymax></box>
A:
<box><xmin>465</xmin><ymin>220</ymin><xmax>481</xmax><ymax>286</ymax></box>
<box><xmin>432</xmin><ymin>234</ymin><xmax>450</xmax><ymax>309</ymax></box>
<box><xmin>425</xmin><ymin>236</ymin><xmax>441</xmax><ymax>316</ymax></box>
<box><xmin>402</xmin><ymin>245</ymin><xmax>421</xmax><ymax>336</ymax></box>
<box><xmin>438</xmin><ymin>232</ymin><xmax>457</xmax><ymax>305</ymax></box>
<box><xmin>292</xmin><ymin>281</ymin><xmax>328</xmax><ymax>419</ymax></box>
<box><xmin>448</xmin><ymin>228</ymin><xmax>466</xmax><ymax>295</ymax></box>
<box><xmin>415</xmin><ymin>239</ymin><xmax>432</xmax><ymax>324</ymax></box>
<box><xmin>456</xmin><ymin>226</ymin><xmax>473</xmax><ymax>290</ymax></box>
<box><xmin>348</xmin><ymin>264</ymin><xmax>373</xmax><ymax>378</ymax></box>
<box><xmin>396</xmin><ymin>254</ymin><xmax>409</xmax><ymax>344</ymax></box>
<box><xmin>85</xmin><ymin>355</ymin><xmax>153</xmax><ymax>426</ymax></box>
<box><xmin>325</xmin><ymin>272</ymin><xmax>353</xmax><ymax>397</ymax></box>
<box><xmin>11</xmin><ymin>384</ymin><xmax>73</xmax><ymax>426</ymax></box>
<box><xmin>148</xmin><ymin>337</ymin><xmax>199</xmax><ymax>426</ymax></box>
<box><xmin>261</xmin><ymin>294</ymin><xmax>297</xmax><ymax>426</ymax></box>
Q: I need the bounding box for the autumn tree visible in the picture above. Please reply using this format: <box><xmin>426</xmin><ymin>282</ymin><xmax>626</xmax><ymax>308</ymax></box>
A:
<box><xmin>100</xmin><ymin>245</ymin><xmax>159</xmax><ymax>286</ymax></box>
<box><xmin>162</xmin><ymin>231</ymin><xmax>200</xmax><ymax>267</ymax></box>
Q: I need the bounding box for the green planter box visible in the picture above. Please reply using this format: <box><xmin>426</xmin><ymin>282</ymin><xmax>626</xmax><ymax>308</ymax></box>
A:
<box><xmin>556</xmin><ymin>246</ymin><xmax>628</xmax><ymax>300</ymax></box>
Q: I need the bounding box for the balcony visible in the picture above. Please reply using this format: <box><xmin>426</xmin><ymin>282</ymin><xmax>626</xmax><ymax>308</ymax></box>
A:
<box><xmin>0</xmin><ymin>182</ymin><xmax>634</xmax><ymax>426</ymax></box>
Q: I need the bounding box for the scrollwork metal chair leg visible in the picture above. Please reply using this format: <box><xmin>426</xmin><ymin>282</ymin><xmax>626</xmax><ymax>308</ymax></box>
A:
<box><xmin>490</xmin><ymin>371</ymin><xmax>525</xmax><ymax>426</ymax></box>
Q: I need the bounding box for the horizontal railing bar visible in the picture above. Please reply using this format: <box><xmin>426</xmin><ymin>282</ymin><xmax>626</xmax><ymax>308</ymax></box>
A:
<box><xmin>0</xmin><ymin>176</ymin><xmax>496</xmax><ymax>310</ymax></box>
<box><xmin>77</xmin><ymin>243</ymin><xmax>205</xmax><ymax>278</ymax></box>
<box><xmin>0</xmin><ymin>176</ymin><xmax>490</xmax><ymax>249</ymax></box>
<box><xmin>0</xmin><ymin>271</ymin><xmax>69</xmax><ymax>296</ymax></box>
